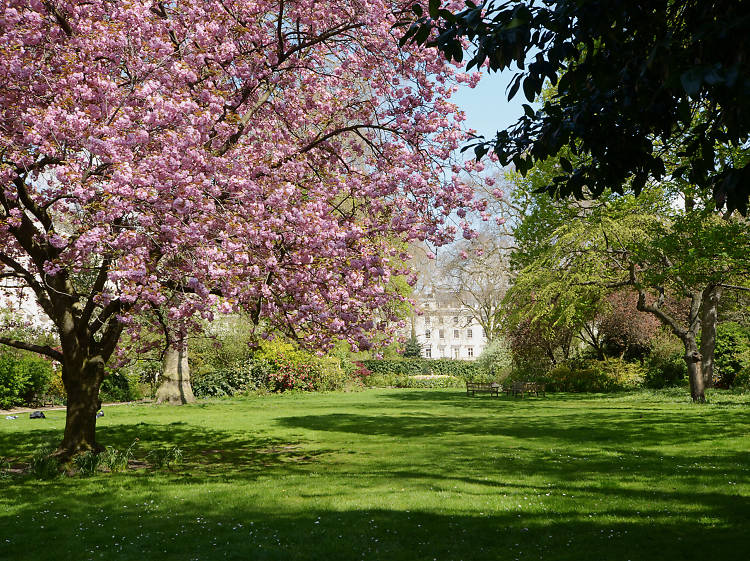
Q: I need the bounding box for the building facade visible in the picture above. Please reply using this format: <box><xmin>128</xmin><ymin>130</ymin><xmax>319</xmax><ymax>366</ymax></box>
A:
<box><xmin>410</xmin><ymin>291</ymin><xmax>488</xmax><ymax>360</ymax></box>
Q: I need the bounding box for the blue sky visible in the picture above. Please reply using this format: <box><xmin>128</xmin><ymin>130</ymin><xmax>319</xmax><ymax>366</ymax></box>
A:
<box><xmin>451</xmin><ymin>70</ymin><xmax>526</xmax><ymax>141</ymax></box>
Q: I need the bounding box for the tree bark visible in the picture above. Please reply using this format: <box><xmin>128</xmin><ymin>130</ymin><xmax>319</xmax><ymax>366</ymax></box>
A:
<box><xmin>155</xmin><ymin>345</ymin><xmax>195</xmax><ymax>405</ymax></box>
<box><xmin>58</xmin><ymin>357</ymin><xmax>106</xmax><ymax>457</ymax></box>
<box><xmin>699</xmin><ymin>285</ymin><xmax>722</xmax><ymax>388</ymax></box>
<box><xmin>684</xmin><ymin>335</ymin><xmax>706</xmax><ymax>403</ymax></box>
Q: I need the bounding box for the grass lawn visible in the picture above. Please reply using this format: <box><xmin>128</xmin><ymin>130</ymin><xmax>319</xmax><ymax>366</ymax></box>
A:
<box><xmin>1</xmin><ymin>388</ymin><xmax>749</xmax><ymax>560</ymax></box>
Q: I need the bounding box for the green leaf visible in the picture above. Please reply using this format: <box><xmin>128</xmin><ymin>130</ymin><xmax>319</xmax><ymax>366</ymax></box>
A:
<box><xmin>428</xmin><ymin>0</ymin><xmax>441</xmax><ymax>19</ymax></box>
<box><xmin>522</xmin><ymin>76</ymin><xmax>538</xmax><ymax>102</ymax></box>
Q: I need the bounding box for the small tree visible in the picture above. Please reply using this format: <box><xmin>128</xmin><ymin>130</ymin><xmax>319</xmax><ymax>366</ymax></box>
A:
<box><xmin>402</xmin><ymin>336</ymin><xmax>423</xmax><ymax>359</ymax></box>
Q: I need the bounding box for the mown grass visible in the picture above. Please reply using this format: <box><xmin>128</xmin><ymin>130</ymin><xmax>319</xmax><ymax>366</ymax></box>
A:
<box><xmin>1</xmin><ymin>388</ymin><xmax>749</xmax><ymax>560</ymax></box>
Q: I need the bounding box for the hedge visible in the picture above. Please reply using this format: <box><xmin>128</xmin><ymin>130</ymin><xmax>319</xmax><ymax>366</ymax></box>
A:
<box><xmin>361</xmin><ymin>359</ymin><xmax>481</xmax><ymax>379</ymax></box>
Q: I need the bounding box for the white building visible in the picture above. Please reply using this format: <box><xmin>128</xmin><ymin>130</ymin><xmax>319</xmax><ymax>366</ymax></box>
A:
<box><xmin>410</xmin><ymin>291</ymin><xmax>488</xmax><ymax>360</ymax></box>
<box><xmin>0</xmin><ymin>281</ymin><xmax>52</xmax><ymax>330</ymax></box>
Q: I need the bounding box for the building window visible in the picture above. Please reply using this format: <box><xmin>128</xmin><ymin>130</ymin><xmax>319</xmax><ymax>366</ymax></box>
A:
<box><xmin>482</xmin><ymin>328</ymin><xmax>487</xmax><ymax>338</ymax></box>
<box><xmin>425</xmin><ymin>347</ymin><xmax>432</xmax><ymax>358</ymax></box>
<box><xmin>438</xmin><ymin>316</ymin><xmax>444</xmax><ymax>325</ymax></box>
<box><xmin>453</xmin><ymin>316</ymin><xmax>459</xmax><ymax>325</ymax></box>
<box><xmin>439</xmin><ymin>346</ymin><xmax>446</xmax><ymax>357</ymax></box>
<box><xmin>439</xmin><ymin>329</ymin><xmax>444</xmax><ymax>339</ymax></box>
<box><xmin>425</xmin><ymin>316</ymin><xmax>431</xmax><ymax>326</ymax></box>
<box><xmin>467</xmin><ymin>328</ymin><xmax>473</xmax><ymax>339</ymax></box>
<box><xmin>453</xmin><ymin>329</ymin><xmax>460</xmax><ymax>339</ymax></box>
<box><xmin>425</xmin><ymin>329</ymin><xmax>431</xmax><ymax>339</ymax></box>
<box><xmin>467</xmin><ymin>347</ymin><xmax>474</xmax><ymax>358</ymax></box>
<box><xmin>453</xmin><ymin>347</ymin><xmax>460</xmax><ymax>359</ymax></box>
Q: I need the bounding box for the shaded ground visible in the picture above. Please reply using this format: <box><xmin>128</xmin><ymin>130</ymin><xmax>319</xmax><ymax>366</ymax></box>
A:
<box><xmin>1</xmin><ymin>389</ymin><xmax>749</xmax><ymax>560</ymax></box>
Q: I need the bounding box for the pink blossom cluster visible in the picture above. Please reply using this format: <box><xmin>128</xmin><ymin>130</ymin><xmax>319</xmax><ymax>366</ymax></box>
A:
<box><xmin>0</xmin><ymin>0</ymin><xmax>489</xmax><ymax>352</ymax></box>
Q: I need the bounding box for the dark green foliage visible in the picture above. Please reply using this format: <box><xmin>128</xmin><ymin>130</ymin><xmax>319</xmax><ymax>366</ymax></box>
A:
<box><xmin>100</xmin><ymin>370</ymin><xmax>143</xmax><ymax>403</ymax></box>
<box><xmin>734</xmin><ymin>369</ymin><xmax>750</xmax><ymax>389</ymax></box>
<box><xmin>713</xmin><ymin>322</ymin><xmax>750</xmax><ymax>388</ymax></box>
<box><xmin>402</xmin><ymin>336</ymin><xmax>422</xmax><ymax>358</ymax></box>
<box><xmin>191</xmin><ymin>361</ymin><xmax>262</xmax><ymax>397</ymax></box>
<box><xmin>644</xmin><ymin>356</ymin><xmax>687</xmax><ymax>390</ymax></box>
<box><xmin>402</xmin><ymin>0</ymin><xmax>750</xmax><ymax>214</ymax></box>
<box><xmin>641</xmin><ymin>330</ymin><xmax>687</xmax><ymax>389</ymax></box>
<box><xmin>0</xmin><ymin>352</ymin><xmax>54</xmax><ymax>409</ymax></box>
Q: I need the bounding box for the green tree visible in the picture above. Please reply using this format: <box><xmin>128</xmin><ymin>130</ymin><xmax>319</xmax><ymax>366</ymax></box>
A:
<box><xmin>402</xmin><ymin>0</ymin><xmax>750</xmax><ymax>214</ymax></box>
<box><xmin>506</xmin><ymin>185</ymin><xmax>750</xmax><ymax>401</ymax></box>
<box><xmin>402</xmin><ymin>336</ymin><xmax>423</xmax><ymax>358</ymax></box>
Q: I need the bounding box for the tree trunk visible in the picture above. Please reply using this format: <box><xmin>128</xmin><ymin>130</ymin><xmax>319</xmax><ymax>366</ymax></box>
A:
<box><xmin>156</xmin><ymin>345</ymin><xmax>195</xmax><ymax>405</ymax></box>
<box><xmin>59</xmin><ymin>357</ymin><xmax>105</xmax><ymax>457</ymax></box>
<box><xmin>683</xmin><ymin>336</ymin><xmax>706</xmax><ymax>403</ymax></box>
<box><xmin>700</xmin><ymin>285</ymin><xmax>722</xmax><ymax>388</ymax></box>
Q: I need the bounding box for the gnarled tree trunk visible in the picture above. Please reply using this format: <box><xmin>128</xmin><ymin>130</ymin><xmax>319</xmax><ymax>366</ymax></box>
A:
<box><xmin>59</xmin><ymin>355</ymin><xmax>106</xmax><ymax>457</ymax></box>
<box><xmin>155</xmin><ymin>345</ymin><xmax>195</xmax><ymax>405</ymax></box>
<box><xmin>683</xmin><ymin>335</ymin><xmax>706</xmax><ymax>403</ymax></box>
<box><xmin>699</xmin><ymin>285</ymin><xmax>722</xmax><ymax>388</ymax></box>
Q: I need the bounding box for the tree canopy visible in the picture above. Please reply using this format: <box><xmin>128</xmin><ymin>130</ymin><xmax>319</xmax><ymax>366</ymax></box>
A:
<box><xmin>402</xmin><ymin>0</ymin><xmax>750</xmax><ymax>214</ymax></box>
<box><xmin>0</xmin><ymin>0</ymin><xmax>485</xmax><ymax>455</ymax></box>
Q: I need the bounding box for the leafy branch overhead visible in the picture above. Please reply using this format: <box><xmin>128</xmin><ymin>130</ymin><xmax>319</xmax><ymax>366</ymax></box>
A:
<box><xmin>402</xmin><ymin>0</ymin><xmax>750</xmax><ymax>214</ymax></box>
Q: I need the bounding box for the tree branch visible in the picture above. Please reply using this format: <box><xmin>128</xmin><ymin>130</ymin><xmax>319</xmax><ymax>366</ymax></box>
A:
<box><xmin>0</xmin><ymin>337</ymin><xmax>63</xmax><ymax>361</ymax></box>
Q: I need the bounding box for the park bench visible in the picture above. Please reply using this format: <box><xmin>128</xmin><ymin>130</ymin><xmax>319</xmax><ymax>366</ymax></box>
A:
<box><xmin>506</xmin><ymin>382</ymin><xmax>545</xmax><ymax>398</ymax></box>
<box><xmin>466</xmin><ymin>382</ymin><xmax>501</xmax><ymax>397</ymax></box>
<box><xmin>30</xmin><ymin>393</ymin><xmax>55</xmax><ymax>408</ymax></box>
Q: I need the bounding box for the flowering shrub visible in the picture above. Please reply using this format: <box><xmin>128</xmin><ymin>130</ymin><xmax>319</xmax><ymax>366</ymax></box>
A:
<box><xmin>352</xmin><ymin>362</ymin><xmax>372</xmax><ymax>386</ymax></box>
<box><xmin>266</xmin><ymin>355</ymin><xmax>317</xmax><ymax>392</ymax></box>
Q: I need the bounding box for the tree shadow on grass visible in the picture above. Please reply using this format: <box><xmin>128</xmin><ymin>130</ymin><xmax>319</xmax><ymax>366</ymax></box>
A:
<box><xmin>0</xmin><ymin>420</ymin><xmax>332</xmax><ymax>482</ymax></box>
<box><xmin>1</xmin><ymin>403</ymin><xmax>749</xmax><ymax>560</ymax></box>
<box><xmin>1</xmin><ymin>486</ymin><xmax>748</xmax><ymax>561</ymax></box>
<box><xmin>276</xmin><ymin>408</ymin><xmax>750</xmax><ymax>448</ymax></box>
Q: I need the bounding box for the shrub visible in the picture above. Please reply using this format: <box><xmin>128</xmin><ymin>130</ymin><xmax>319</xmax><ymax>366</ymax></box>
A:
<box><xmin>474</xmin><ymin>339</ymin><xmax>513</xmax><ymax>380</ymax></box>
<box><xmin>713</xmin><ymin>322</ymin><xmax>750</xmax><ymax>388</ymax></box>
<box><xmin>733</xmin><ymin>368</ymin><xmax>750</xmax><ymax>390</ymax></box>
<box><xmin>46</xmin><ymin>368</ymin><xmax>67</xmax><ymax>404</ymax></box>
<box><xmin>361</xmin><ymin>359</ymin><xmax>480</xmax><ymax>379</ymax></box>
<box><xmin>544</xmin><ymin>358</ymin><xmax>646</xmax><ymax>392</ymax></box>
<box><xmin>645</xmin><ymin>330</ymin><xmax>687</xmax><ymax>388</ymax></box>
<box><xmin>191</xmin><ymin>359</ymin><xmax>262</xmax><ymax>397</ymax></box>
<box><xmin>257</xmin><ymin>340</ymin><xmax>358</xmax><ymax>392</ymax></box>
<box><xmin>0</xmin><ymin>352</ymin><xmax>54</xmax><ymax>409</ymax></box>
<box><xmin>100</xmin><ymin>369</ymin><xmax>144</xmax><ymax>403</ymax></box>
<box><xmin>365</xmin><ymin>373</ymin><xmax>463</xmax><ymax>388</ymax></box>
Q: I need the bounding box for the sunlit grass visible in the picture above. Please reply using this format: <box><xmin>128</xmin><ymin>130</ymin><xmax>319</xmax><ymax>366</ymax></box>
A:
<box><xmin>1</xmin><ymin>389</ymin><xmax>749</xmax><ymax>560</ymax></box>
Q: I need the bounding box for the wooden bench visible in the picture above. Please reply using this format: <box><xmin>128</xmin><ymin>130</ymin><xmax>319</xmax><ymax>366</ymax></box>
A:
<box><xmin>506</xmin><ymin>382</ymin><xmax>545</xmax><ymax>398</ymax></box>
<box><xmin>30</xmin><ymin>393</ymin><xmax>55</xmax><ymax>408</ymax></box>
<box><xmin>466</xmin><ymin>382</ymin><xmax>500</xmax><ymax>397</ymax></box>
